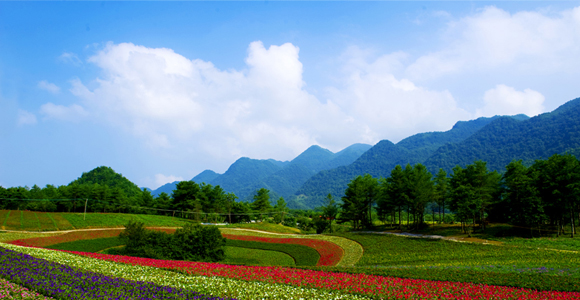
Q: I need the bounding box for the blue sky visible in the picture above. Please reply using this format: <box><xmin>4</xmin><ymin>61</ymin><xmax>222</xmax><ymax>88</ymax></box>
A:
<box><xmin>1</xmin><ymin>1</ymin><xmax>580</xmax><ymax>190</ymax></box>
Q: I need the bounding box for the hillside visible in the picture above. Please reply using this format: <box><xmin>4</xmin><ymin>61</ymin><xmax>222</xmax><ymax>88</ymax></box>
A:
<box><xmin>424</xmin><ymin>97</ymin><xmax>580</xmax><ymax>173</ymax></box>
<box><xmin>69</xmin><ymin>166</ymin><xmax>142</xmax><ymax>197</ymax></box>
<box><xmin>295</xmin><ymin>116</ymin><xmax>505</xmax><ymax>205</ymax></box>
<box><xmin>151</xmin><ymin>143</ymin><xmax>370</xmax><ymax>204</ymax></box>
<box><xmin>151</xmin><ymin>170</ymin><xmax>221</xmax><ymax>197</ymax></box>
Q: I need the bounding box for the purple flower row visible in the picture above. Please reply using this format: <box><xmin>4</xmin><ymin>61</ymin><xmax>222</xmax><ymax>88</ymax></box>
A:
<box><xmin>0</xmin><ymin>246</ymin><xmax>235</xmax><ymax>300</ymax></box>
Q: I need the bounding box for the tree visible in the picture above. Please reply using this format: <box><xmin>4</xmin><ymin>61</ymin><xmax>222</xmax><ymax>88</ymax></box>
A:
<box><xmin>433</xmin><ymin>168</ymin><xmax>449</xmax><ymax>224</ymax></box>
<box><xmin>273</xmin><ymin>197</ymin><xmax>288</xmax><ymax>224</ymax></box>
<box><xmin>449</xmin><ymin>161</ymin><xmax>500</xmax><ymax>233</ymax></box>
<box><xmin>225</xmin><ymin>192</ymin><xmax>238</xmax><ymax>224</ymax></box>
<box><xmin>172</xmin><ymin>181</ymin><xmax>201</xmax><ymax>219</ymax></box>
<box><xmin>322</xmin><ymin>194</ymin><xmax>339</xmax><ymax>233</ymax></box>
<box><xmin>406</xmin><ymin>164</ymin><xmax>433</xmax><ymax>230</ymax></box>
<box><xmin>378</xmin><ymin>165</ymin><xmax>408</xmax><ymax>229</ymax></box>
<box><xmin>534</xmin><ymin>154</ymin><xmax>580</xmax><ymax>237</ymax></box>
<box><xmin>502</xmin><ymin>160</ymin><xmax>544</xmax><ymax>236</ymax></box>
<box><xmin>340</xmin><ymin>174</ymin><xmax>378</xmax><ymax>230</ymax></box>
<box><xmin>252</xmin><ymin>188</ymin><xmax>272</xmax><ymax>221</ymax></box>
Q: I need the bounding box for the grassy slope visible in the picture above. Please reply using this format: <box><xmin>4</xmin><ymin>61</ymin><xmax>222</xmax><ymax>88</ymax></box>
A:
<box><xmin>0</xmin><ymin>210</ymin><xmax>188</xmax><ymax>231</ymax></box>
<box><xmin>322</xmin><ymin>232</ymin><xmax>580</xmax><ymax>292</ymax></box>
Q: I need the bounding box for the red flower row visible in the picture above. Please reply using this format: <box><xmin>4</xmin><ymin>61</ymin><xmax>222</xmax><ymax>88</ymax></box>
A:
<box><xmin>222</xmin><ymin>234</ymin><xmax>343</xmax><ymax>266</ymax></box>
<box><xmin>64</xmin><ymin>250</ymin><xmax>580</xmax><ymax>300</ymax></box>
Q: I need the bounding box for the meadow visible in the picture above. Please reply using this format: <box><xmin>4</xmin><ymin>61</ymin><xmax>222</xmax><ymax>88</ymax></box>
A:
<box><xmin>1</xmin><ymin>210</ymin><xmax>580</xmax><ymax>299</ymax></box>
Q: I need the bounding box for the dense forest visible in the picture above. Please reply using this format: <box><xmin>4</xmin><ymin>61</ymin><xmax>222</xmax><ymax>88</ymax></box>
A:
<box><xmin>339</xmin><ymin>153</ymin><xmax>580</xmax><ymax>237</ymax></box>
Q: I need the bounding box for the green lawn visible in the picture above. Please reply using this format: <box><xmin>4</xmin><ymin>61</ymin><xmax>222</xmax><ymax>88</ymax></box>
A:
<box><xmin>46</xmin><ymin>237</ymin><xmax>124</xmax><ymax>253</ymax></box>
<box><xmin>324</xmin><ymin>232</ymin><xmax>580</xmax><ymax>292</ymax></box>
<box><xmin>223</xmin><ymin>246</ymin><xmax>296</xmax><ymax>266</ymax></box>
<box><xmin>225</xmin><ymin>239</ymin><xmax>319</xmax><ymax>266</ymax></box>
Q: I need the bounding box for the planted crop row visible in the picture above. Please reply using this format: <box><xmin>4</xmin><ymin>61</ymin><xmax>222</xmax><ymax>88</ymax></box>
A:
<box><xmin>0</xmin><ymin>277</ymin><xmax>53</xmax><ymax>300</ymax></box>
<box><xmin>225</xmin><ymin>239</ymin><xmax>319</xmax><ymax>266</ymax></box>
<box><xmin>61</xmin><ymin>213</ymin><xmax>186</xmax><ymax>229</ymax></box>
<box><xmin>304</xmin><ymin>265</ymin><xmax>580</xmax><ymax>292</ymax></box>
<box><xmin>21</xmin><ymin>211</ymin><xmax>41</xmax><ymax>231</ymax></box>
<box><xmin>36</xmin><ymin>213</ymin><xmax>57</xmax><ymax>231</ymax></box>
<box><xmin>223</xmin><ymin>246</ymin><xmax>296</xmax><ymax>266</ymax></box>
<box><xmin>0</xmin><ymin>210</ymin><xmax>11</xmax><ymax>228</ymax></box>
<box><xmin>40</xmin><ymin>247</ymin><xmax>580</xmax><ymax>300</ymax></box>
<box><xmin>0</xmin><ymin>246</ymin><xmax>232</xmax><ymax>300</ymax></box>
<box><xmin>5</xmin><ymin>211</ymin><xmax>21</xmax><ymax>229</ymax></box>
<box><xmin>46</xmin><ymin>237</ymin><xmax>124</xmax><ymax>253</ymax></box>
<box><xmin>47</xmin><ymin>213</ymin><xmax>74</xmax><ymax>230</ymax></box>
<box><xmin>222</xmin><ymin>231</ymin><xmax>344</xmax><ymax>266</ymax></box>
<box><xmin>221</xmin><ymin>229</ymin><xmax>362</xmax><ymax>266</ymax></box>
<box><xmin>9</xmin><ymin>229</ymin><xmax>124</xmax><ymax>248</ymax></box>
<box><xmin>3</xmin><ymin>244</ymin><xmax>364</xmax><ymax>300</ymax></box>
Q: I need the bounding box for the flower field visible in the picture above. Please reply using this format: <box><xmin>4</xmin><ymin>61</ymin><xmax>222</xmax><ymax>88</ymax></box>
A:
<box><xmin>6</xmin><ymin>244</ymin><xmax>580</xmax><ymax>300</ymax></box>
<box><xmin>0</xmin><ymin>277</ymin><xmax>53</xmax><ymax>300</ymax></box>
<box><xmin>1</xmin><ymin>244</ymin><xmax>365</xmax><ymax>300</ymax></box>
<box><xmin>0</xmin><ymin>246</ymin><xmax>234</xmax><ymax>300</ymax></box>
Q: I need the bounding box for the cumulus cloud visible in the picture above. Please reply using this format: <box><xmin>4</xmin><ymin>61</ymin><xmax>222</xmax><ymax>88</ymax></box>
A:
<box><xmin>406</xmin><ymin>5</ymin><xmax>580</xmax><ymax>80</ymax></box>
<box><xmin>40</xmin><ymin>103</ymin><xmax>88</xmax><ymax>122</ymax></box>
<box><xmin>39</xmin><ymin>40</ymin><xmax>482</xmax><ymax>168</ymax></box>
<box><xmin>65</xmin><ymin>41</ymin><xmax>363</xmax><ymax>159</ymax></box>
<box><xmin>17</xmin><ymin>110</ymin><xmax>37</xmax><ymax>126</ymax></box>
<box><xmin>476</xmin><ymin>84</ymin><xmax>545</xmax><ymax>117</ymax></box>
<box><xmin>37</xmin><ymin>80</ymin><xmax>60</xmax><ymax>94</ymax></box>
<box><xmin>327</xmin><ymin>48</ymin><xmax>471</xmax><ymax>142</ymax></box>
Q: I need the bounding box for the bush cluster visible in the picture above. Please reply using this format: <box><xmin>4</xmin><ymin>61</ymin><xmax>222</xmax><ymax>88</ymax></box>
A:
<box><xmin>117</xmin><ymin>221</ymin><xmax>225</xmax><ymax>262</ymax></box>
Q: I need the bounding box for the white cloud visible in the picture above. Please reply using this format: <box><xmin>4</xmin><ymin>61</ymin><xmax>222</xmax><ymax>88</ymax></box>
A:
<box><xmin>59</xmin><ymin>52</ymin><xmax>82</xmax><ymax>66</ymax></box>
<box><xmin>155</xmin><ymin>174</ymin><xmax>184</xmax><ymax>189</ymax></box>
<box><xmin>476</xmin><ymin>84</ymin><xmax>545</xmax><ymax>117</ymax></box>
<box><xmin>17</xmin><ymin>110</ymin><xmax>37</xmax><ymax>126</ymax></box>
<box><xmin>406</xmin><ymin>5</ymin><xmax>580</xmax><ymax>80</ymax></box>
<box><xmin>40</xmin><ymin>103</ymin><xmax>88</xmax><ymax>122</ymax></box>
<box><xmin>327</xmin><ymin>48</ymin><xmax>471</xmax><ymax>143</ymax></box>
<box><xmin>37</xmin><ymin>80</ymin><xmax>60</xmax><ymax>94</ymax></box>
<box><xmin>65</xmin><ymin>41</ymin><xmax>359</xmax><ymax>160</ymax></box>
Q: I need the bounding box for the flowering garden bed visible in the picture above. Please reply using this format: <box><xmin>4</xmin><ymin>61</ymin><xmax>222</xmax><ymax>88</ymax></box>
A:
<box><xmin>29</xmin><ymin>247</ymin><xmax>580</xmax><ymax>300</ymax></box>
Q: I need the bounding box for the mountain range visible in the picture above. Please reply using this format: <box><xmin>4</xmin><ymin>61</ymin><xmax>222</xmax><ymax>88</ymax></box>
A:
<box><xmin>151</xmin><ymin>97</ymin><xmax>580</xmax><ymax>209</ymax></box>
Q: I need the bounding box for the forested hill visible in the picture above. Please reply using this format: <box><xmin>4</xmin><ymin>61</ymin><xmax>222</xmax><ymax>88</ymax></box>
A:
<box><xmin>149</xmin><ymin>143</ymin><xmax>371</xmax><ymax>203</ymax></box>
<box><xmin>69</xmin><ymin>166</ymin><xmax>142</xmax><ymax>197</ymax></box>
<box><xmin>295</xmin><ymin>115</ymin><xmax>523</xmax><ymax>207</ymax></box>
<box><xmin>205</xmin><ymin>144</ymin><xmax>371</xmax><ymax>204</ymax></box>
<box><xmin>424</xmin><ymin>97</ymin><xmax>580</xmax><ymax>173</ymax></box>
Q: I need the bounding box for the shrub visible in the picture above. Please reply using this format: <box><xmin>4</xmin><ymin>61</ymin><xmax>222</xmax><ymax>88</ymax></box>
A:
<box><xmin>119</xmin><ymin>221</ymin><xmax>225</xmax><ymax>262</ymax></box>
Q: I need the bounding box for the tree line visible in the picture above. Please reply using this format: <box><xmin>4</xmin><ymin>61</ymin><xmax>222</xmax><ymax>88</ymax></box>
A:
<box><xmin>0</xmin><ymin>177</ymin><xmax>293</xmax><ymax>225</ymax></box>
<box><xmin>338</xmin><ymin>153</ymin><xmax>580</xmax><ymax>237</ymax></box>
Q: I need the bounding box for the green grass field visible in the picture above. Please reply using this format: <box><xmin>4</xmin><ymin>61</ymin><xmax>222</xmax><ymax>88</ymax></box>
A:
<box><xmin>46</xmin><ymin>237</ymin><xmax>124</xmax><ymax>253</ymax></box>
<box><xmin>0</xmin><ymin>210</ymin><xmax>188</xmax><ymax>231</ymax></box>
<box><xmin>323</xmin><ymin>232</ymin><xmax>580</xmax><ymax>291</ymax></box>
<box><xmin>225</xmin><ymin>239</ymin><xmax>319</xmax><ymax>266</ymax></box>
<box><xmin>223</xmin><ymin>246</ymin><xmax>296</xmax><ymax>266</ymax></box>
